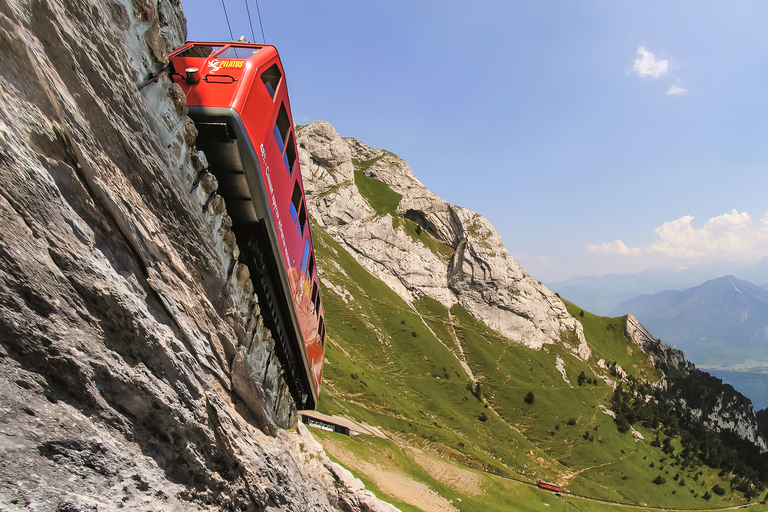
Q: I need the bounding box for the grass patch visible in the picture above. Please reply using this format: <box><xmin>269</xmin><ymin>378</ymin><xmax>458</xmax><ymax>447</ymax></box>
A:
<box><xmin>311</xmin><ymin>218</ymin><xmax>758</xmax><ymax>509</ymax></box>
<box><xmin>402</xmin><ymin>217</ymin><xmax>455</xmax><ymax>262</ymax></box>
<box><xmin>561</xmin><ymin>299</ymin><xmax>661</xmax><ymax>383</ymax></box>
<box><xmin>353</xmin><ymin>158</ymin><xmax>455</xmax><ymax>262</ymax></box>
<box><xmin>353</xmin><ymin>166</ymin><xmax>402</xmax><ymax>221</ymax></box>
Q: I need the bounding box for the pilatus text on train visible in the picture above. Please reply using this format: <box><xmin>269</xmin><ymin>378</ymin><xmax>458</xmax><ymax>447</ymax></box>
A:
<box><xmin>169</xmin><ymin>42</ymin><xmax>326</xmax><ymax>410</ymax></box>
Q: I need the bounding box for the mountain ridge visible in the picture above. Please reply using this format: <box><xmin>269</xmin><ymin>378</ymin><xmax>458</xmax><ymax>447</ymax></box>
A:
<box><xmin>547</xmin><ymin>259</ymin><xmax>768</xmax><ymax>316</ymax></box>
<box><xmin>611</xmin><ymin>275</ymin><xmax>768</xmax><ymax>368</ymax></box>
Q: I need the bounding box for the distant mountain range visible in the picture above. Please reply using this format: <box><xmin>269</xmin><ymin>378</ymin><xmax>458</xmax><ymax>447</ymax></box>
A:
<box><xmin>610</xmin><ymin>275</ymin><xmax>768</xmax><ymax>369</ymax></box>
<box><xmin>546</xmin><ymin>259</ymin><xmax>768</xmax><ymax>316</ymax></box>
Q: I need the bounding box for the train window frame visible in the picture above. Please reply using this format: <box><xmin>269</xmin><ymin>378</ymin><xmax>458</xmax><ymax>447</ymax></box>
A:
<box><xmin>318</xmin><ymin>317</ymin><xmax>326</xmax><ymax>348</ymax></box>
<box><xmin>311</xmin><ymin>282</ymin><xmax>319</xmax><ymax>315</ymax></box>
<box><xmin>273</xmin><ymin>124</ymin><xmax>285</xmax><ymax>155</ymax></box>
<box><xmin>214</xmin><ymin>45</ymin><xmax>261</xmax><ymax>60</ymax></box>
<box><xmin>260</xmin><ymin>63</ymin><xmax>282</xmax><ymax>99</ymax></box>
<box><xmin>284</xmin><ymin>132</ymin><xmax>297</xmax><ymax>175</ymax></box>
<box><xmin>289</xmin><ymin>182</ymin><xmax>302</xmax><ymax>226</ymax></box>
<box><xmin>274</xmin><ymin>103</ymin><xmax>291</xmax><ymax>151</ymax></box>
<box><xmin>297</xmin><ymin>201</ymin><xmax>307</xmax><ymax>234</ymax></box>
<box><xmin>288</xmin><ymin>181</ymin><xmax>307</xmax><ymax>235</ymax></box>
<box><xmin>301</xmin><ymin>239</ymin><xmax>311</xmax><ymax>276</ymax></box>
<box><xmin>174</xmin><ymin>44</ymin><xmax>222</xmax><ymax>58</ymax></box>
<box><xmin>306</xmin><ymin>251</ymin><xmax>315</xmax><ymax>281</ymax></box>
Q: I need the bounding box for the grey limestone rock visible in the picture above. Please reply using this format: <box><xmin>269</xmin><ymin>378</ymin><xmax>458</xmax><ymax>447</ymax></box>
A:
<box><xmin>299</xmin><ymin>121</ymin><xmax>588</xmax><ymax>358</ymax></box>
<box><xmin>0</xmin><ymin>0</ymin><xmax>396</xmax><ymax>510</ymax></box>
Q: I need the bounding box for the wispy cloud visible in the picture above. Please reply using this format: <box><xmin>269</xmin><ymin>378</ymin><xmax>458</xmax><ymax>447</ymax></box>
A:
<box><xmin>633</xmin><ymin>46</ymin><xmax>669</xmax><ymax>78</ymax></box>
<box><xmin>587</xmin><ymin>240</ymin><xmax>642</xmax><ymax>255</ymax></box>
<box><xmin>588</xmin><ymin>210</ymin><xmax>768</xmax><ymax>264</ymax></box>
<box><xmin>666</xmin><ymin>85</ymin><xmax>687</xmax><ymax>95</ymax></box>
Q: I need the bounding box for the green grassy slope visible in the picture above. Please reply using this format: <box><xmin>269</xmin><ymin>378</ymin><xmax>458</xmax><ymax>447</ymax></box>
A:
<box><xmin>309</xmin><ymin>174</ymin><xmax>766</xmax><ymax>510</ymax></box>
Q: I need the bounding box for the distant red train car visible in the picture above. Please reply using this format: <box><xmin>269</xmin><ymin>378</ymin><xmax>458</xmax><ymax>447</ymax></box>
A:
<box><xmin>169</xmin><ymin>42</ymin><xmax>325</xmax><ymax>409</ymax></box>
<box><xmin>537</xmin><ymin>480</ymin><xmax>562</xmax><ymax>492</ymax></box>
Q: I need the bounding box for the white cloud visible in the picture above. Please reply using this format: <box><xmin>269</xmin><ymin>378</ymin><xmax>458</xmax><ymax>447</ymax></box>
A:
<box><xmin>649</xmin><ymin>210</ymin><xmax>760</xmax><ymax>258</ymax></box>
<box><xmin>589</xmin><ymin>210</ymin><xmax>768</xmax><ymax>265</ymax></box>
<box><xmin>587</xmin><ymin>240</ymin><xmax>642</xmax><ymax>255</ymax></box>
<box><xmin>633</xmin><ymin>47</ymin><xmax>669</xmax><ymax>78</ymax></box>
<box><xmin>667</xmin><ymin>85</ymin><xmax>687</xmax><ymax>95</ymax></box>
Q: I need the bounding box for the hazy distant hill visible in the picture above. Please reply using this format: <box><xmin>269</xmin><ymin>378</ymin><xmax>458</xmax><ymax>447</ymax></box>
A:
<box><xmin>611</xmin><ymin>276</ymin><xmax>768</xmax><ymax>368</ymax></box>
<box><xmin>547</xmin><ymin>259</ymin><xmax>768</xmax><ymax>316</ymax></box>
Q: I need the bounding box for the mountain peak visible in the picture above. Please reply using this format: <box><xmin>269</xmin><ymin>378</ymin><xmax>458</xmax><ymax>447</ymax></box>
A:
<box><xmin>613</xmin><ymin>275</ymin><xmax>768</xmax><ymax>369</ymax></box>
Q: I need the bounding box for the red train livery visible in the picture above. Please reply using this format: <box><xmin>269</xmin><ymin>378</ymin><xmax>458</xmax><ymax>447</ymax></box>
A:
<box><xmin>169</xmin><ymin>42</ymin><xmax>325</xmax><ymax>410</ymax></box>
<box><xmin>537</xmin><ymin>480</ymin><xmax>562</xmax><ymax>492</ymax></box>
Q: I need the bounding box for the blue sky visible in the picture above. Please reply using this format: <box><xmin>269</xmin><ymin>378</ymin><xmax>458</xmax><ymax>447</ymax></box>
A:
<box><xmin>181</xmin><ymin>1</ymin><xmax>768</xmax><ymax>282</ymax></box>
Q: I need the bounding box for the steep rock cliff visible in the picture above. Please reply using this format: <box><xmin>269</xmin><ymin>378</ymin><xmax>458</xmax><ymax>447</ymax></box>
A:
<box><xmin>298</xmin><ymin>121</ymin><xmax>588</xmax><ymax>357</ymax></box>
<box><xmin>0</xmin><ymin>0</ymin><xmax>397</xmax><ymax>510</ymax></box>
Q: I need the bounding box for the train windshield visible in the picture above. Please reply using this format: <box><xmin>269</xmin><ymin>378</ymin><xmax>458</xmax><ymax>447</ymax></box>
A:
<box><xmin>215</xmin><ymin>45</ymin><xmax>261</xmax><ymax>60</ymax></box>
<box><xmin>175</xmin><ymin>44</ymin><xmax>223</xmax><ymax>58</ymax></box>
<box><xmin>174</xmin><ymin>44</ymin><xmax>261</xmax><ymax>60</ymax></box>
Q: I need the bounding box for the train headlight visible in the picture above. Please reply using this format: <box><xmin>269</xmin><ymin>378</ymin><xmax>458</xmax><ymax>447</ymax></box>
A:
<box><xmin>185</xmin><ymin>67</ymin><xmax>201</xmax><ymax>83</ymax></box>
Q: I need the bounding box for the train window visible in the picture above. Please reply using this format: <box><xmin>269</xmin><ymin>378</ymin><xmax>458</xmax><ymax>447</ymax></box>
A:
<box><xmin>297</xmin><ymin>201</ymin><xmax>307</xmax><ymax>233</ymax></box>
<box><xmin>274</xmin><ymin>103</ymin><xmax>291</xmax><ymax>154</ymax></box>
<box><xmin>273</xmin><ymin>124</ymin><xmax>285</xmax><ymax>155</ymax></box>
<box><xmin>284</xmin><ymin>132</ymin><xmax>296</xmax><ymax>175</ymax></box>
<box><xmin>306</xmin><ymin>251</ymin><xmax>315</xmax><ymax>281</ymax></box>
<box><xmin>261</xmin><ymin>64</ymin><xmax>282</xmax><ymax>99</ymax></box>
<box><xmin>289</xmin><ymin>181</ymin><xmax>307</xmax><ymax>234</ymax></box>
<box><xmin>215</xmin><ymin>45</ymin><xmax>261</xmax><ymax>60</ymax></box>
<box><xmin>318</xmin><ymin>317</ymin><xmax>326</xmax><ymax>348</ymax></box>
<box><xmin>311</xmin><ymin>282</ymin><xmax>319</xmax><ymax>315</ymax></box>
<box><xmin>175</xmin><ymin>45</ymin><xmax>222</xmax><ymax>58</ymax></box>
<box><xmin>289</xmin><ymin>182</ymin><xmax>301</xmax><ymax>225</ymax></box>
<box><xmin>301</xmin><ymin>239</ymin><xmax>311</xmax><ymax>275</ymax></box>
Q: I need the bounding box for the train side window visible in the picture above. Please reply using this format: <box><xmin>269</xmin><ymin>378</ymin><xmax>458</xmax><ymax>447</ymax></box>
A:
<box><xmin>318</xmin><ymin>317</ymin><xmax>326</xmax><ymax>348</ymax></box>
<box><xmin>311</xmin><ymin>282</ymin><xmax>319</xmax><ymax>314</ymax></box>
<box><xmin>289</xmin><ymin>181</ymin><xmax>307</xmax><ymax>234</ymax></box>
<box><xmin>272</xmin><ymin>103</ymin><xmax>295</xmax><ymax>175</ymax></box>
<box><xmin>297</xmin><ymin>201</ymin><xmax>307</xmax><ymax>233</ymax></box>
<box><xmin>301</xmin><ymin>239</ymin><xmax>311</xmax><ymax>275</ymax></box>
<box><xmin>261</xmin><ymin>64</ymin><xmax>282</xmax><ymax>99</ymax></box>
<box><xmin>273</xmin><ymin>124</ymin><xmax>285</xmax><ymax>155</ymax></box>
<box><xmin>306</xmin><ymin>252</ymin><xmax>315</xmax><ymax>280</ymax></box>
<box><xmin>289</xmin><ymin>182</ymin><xmax>301</xmax><ymax>225</ymax></box>
<box><xmin>284</xmin><ymin>132</ymin><xmax>296</xmax><ymax>174</ymax></box>
<box><xmin>274</xmin><ymin>103</ymin><xmax>290</xmax><ymax>154</ymax></box>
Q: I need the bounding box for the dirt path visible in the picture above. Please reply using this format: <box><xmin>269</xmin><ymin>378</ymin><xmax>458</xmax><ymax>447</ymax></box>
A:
<box><xmin>322</xmin><ymin>437</ymin><xmax>461</xmax><ymax>512</ymax></box>
<box><xmin>406</xmin><ymin>446</ymin><xmax>482</xmax><ymax>496</ymax></box>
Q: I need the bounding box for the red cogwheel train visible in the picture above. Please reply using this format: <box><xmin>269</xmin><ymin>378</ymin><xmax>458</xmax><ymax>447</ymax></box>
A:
<box><xmin>168</xmin><ymin>42</ymin><xmax>325</xmax><ymax>409</ymax></box>
<box><xmin>537</xmin><ymin>480</ymin><xmax>562</xmax><ymax>493</ymax></box>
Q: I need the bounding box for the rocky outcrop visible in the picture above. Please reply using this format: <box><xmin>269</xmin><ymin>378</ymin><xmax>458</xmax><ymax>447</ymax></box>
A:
<box><xmin>625</xmin><ymin>314</ymin><xmax>691</xmax><ymax>377</ymax></box>
<box><xmin>298</xmin><ymin>121</ymin><xmax>588</xmax><ymax>357</ymax></box>
<box><xmin>0</xmin><ymin>0</ymin><xmax>396</xmax><ymax>510</ymax></box>
<box><xmin>624</xmin><ymin>315</ymin><xmax>767</xmax><ymax>452</ymax></box>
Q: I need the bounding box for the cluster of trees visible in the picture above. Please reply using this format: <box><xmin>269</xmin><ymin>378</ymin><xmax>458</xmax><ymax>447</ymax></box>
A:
<box><xmin>577</xmin><ymin>370</ymin><xmax>599</xmax><ymax>386</ymax></box>
<box><xmin>609</xmin><ymin>367</ymin><xmax>768</xmax><ymax>499</ymax></box>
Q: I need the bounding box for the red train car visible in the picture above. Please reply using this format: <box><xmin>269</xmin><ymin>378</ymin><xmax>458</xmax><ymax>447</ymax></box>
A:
<box><xmin>168</xmin><ymin>42</ymin><xmax>325</xmax><ymax>409</ymax></box>
<box><xmin>537</xmin><ymin>480</ymin><xmax>562</xmax><ymax>492</ymax></box>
